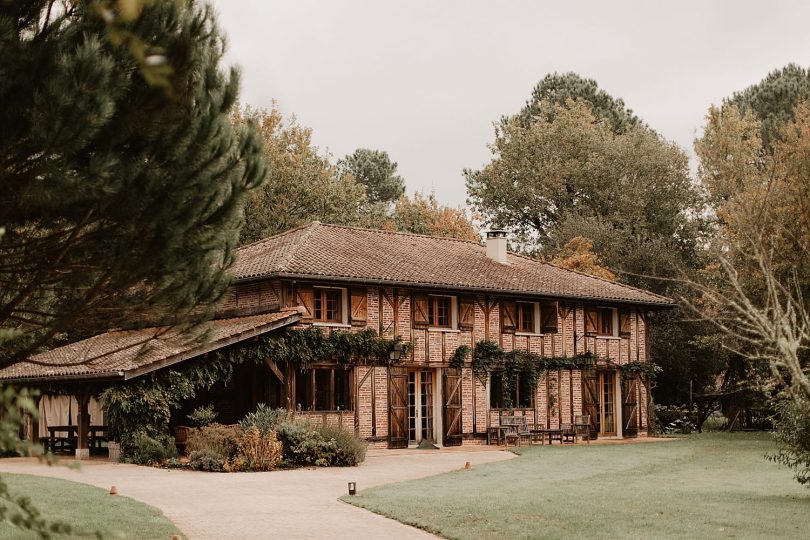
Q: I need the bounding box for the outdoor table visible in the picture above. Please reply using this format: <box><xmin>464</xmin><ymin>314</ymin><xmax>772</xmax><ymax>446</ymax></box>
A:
<box><xmin>487</xmin><ymin>426</ymin><xmax>506</xmax><ymax>445</ymax></box>
<box><xmin>45</xmin><ymin>425</ymin><xmax>108</xmax><ymax>453</ymax></box>
<box><xmin>534</xmin><ymin>428</ymin><xmax>563</xmax><ymax>445</ymax></box>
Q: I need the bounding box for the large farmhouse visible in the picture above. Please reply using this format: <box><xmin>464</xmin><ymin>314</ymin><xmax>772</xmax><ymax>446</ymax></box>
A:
<box><xmin>0</xmin><ymin>222</ymin><xmax>673</xmax><ymax>455</ymax></box>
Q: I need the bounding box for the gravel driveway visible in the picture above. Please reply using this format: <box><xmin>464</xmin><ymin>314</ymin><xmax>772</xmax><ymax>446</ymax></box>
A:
<box><xmin>0</xmin><ymin>448</ymin><xmax>513</xmax><ymax>539</ymax></box>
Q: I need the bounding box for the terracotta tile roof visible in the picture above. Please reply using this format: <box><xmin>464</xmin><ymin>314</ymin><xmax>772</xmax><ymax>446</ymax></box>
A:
<box><xmin>0</xmin><ymin>310</ymin><xmax>301</xmax><ymax>383</ymax></box>
<box><xmin>232</xmin><ymin>222</ymin><xmax>674</xmax><ymax>307</ymax></box>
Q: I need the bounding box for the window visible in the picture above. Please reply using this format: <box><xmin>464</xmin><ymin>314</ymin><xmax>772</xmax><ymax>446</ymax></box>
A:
<box><xmin>428</xmin><ymin>295</ymin><xmax>452</xmax><ymax>328</ymax></box>
<box><xmin>490</xmin><ymin>371</ymin><xmax>533</xmax><ymax>409</ymax></box>
<box><xmin>516</xmin><ymin>302</ymin><xmax>536</xmax><ymax>333</ymax></box>
<box><xmin>295</xmin><ymin>368</ymin><xmax>352</xmax><ymax>411</ymax></box>
<box><xmin>585</xmin><ymin>307</ymin><xmax>616</xmax><ymax>337</ymax></box>
<box><xmin>313</xmin><ymin>287</ymin><xmax>343</xmax><ymax>323</ymax></box>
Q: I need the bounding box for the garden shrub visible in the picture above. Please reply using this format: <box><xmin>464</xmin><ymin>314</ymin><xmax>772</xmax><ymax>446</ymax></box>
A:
<box><xmin>654</xmin><ymin>404</ymin><xmax>696</xmax><ymax>434</ymax></box>
<box><xmin>186</xmin><ymin>423</ymin><xmax>239</xmax><ymax>460</ymax></box>
<box><xmin>317</xmin><ymin>425</ymin><xmax>367</xmax><ymax>466</ymax></box>
<box><xmin>239</xmin><ymin>404</ymin><xmax>290</xmax><ymax>435</ymax></box>
<box><xmin>188</xmin><ymin>449</ymin><xmax>225</xmax><ymax>472</ymax></box>
<box><xmin>275</xmin><ymin>419</ymin><xmax>367</xmax><ymax>467</ymax></box>
<box><xmin>768</xmin><ymin>396</ymin><xmax>810</xmax><ymax>485</ymax></box>
<box><xmin>187</xmin><ymin>404</ymin><xmax>218</xmax><ymax>427</ymax></box>
<box><xmin>125</xmin><ymin>432</ymin><xmax>178</xmax><ymax>465</ymax></box>
<box><xmin>229</xmin><ymin>426</ymin><xmax>283</xmax><ymax>471</ymax></box>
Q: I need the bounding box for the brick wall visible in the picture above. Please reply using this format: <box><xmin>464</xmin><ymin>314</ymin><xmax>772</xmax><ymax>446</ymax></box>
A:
<box><xmin>245</xmin><ymin>279</ymin><xmax>654</xmax><ymax>445</ymax></box>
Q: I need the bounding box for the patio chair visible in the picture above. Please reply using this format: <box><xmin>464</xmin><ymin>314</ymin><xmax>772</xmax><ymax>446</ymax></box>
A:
<box><xmin>561</xmin><ymin>423</ymin><xmax>577</xmax><ymax>443</ymax></box>
<box><xmin>574</xmin><ymin>415</ymin><xmax>591</xmax><ymax>444</ymax></box>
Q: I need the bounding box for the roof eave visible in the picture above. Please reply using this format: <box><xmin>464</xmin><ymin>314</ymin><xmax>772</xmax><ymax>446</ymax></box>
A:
<box><xmin>122</xmin><ymin>310</ymin><xmax>302</xmax><ymax>380</ymax></box>
<box><xmin>235</xmin><ymin>272</ymin><xmax>676</xmax><ymax>308</ymax></box>
<box><xmin>0</xmin><ymin>311</ymin><xmax>303</xmax><ymax>386</ymax></box>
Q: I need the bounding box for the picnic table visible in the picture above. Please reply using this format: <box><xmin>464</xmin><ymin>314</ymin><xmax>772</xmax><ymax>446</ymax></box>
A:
<box><xmin>44</xmin><ymin>425</ymin><xmax>109</xmax><ymax>454</ymax></box>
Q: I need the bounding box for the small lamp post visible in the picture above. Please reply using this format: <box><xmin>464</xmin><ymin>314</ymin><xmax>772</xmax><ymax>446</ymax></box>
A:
<box><xmin>389</xmin><ymin>342</ymin><xmax>404</xmax><ymax>363</ymax></box>
<box><xmin>348</xmin><ymin>481</ymin><xmax>357</xmax><ymax>496</ymax></box>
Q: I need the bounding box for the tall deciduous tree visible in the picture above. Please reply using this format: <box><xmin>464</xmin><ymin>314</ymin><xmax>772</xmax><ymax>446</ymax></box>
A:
<box><xmin>695</xmin><ymin>101</ymin><xmax>810</xmax><ymax>484</ymax></box>
<box><xmin>237</xmin><ymin>106</ymin><xmax>369</xmax><ymax>245</ymax></box>
<box><xmin>338</xmin><ymin>148</ymin><xmax>405</xmax><ymax>205</ymax></box>
<box><xmin>389</xmin><ymin>191</ymin><xmax>479</xmax><ymax>241</ymax></box>
<box><xmin>465</xmin><ymin>76</ymin><xmax>711</xmax><ymax>413</ymax></box>
<box><xmin>0</xmin><ymin>0</ymin><xmax>265</xmax><ymax>365</ymax></box>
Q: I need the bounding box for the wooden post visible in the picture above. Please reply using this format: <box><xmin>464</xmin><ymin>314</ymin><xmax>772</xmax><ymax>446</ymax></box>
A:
<box><xmin>75</xmin><ymin>392</ymin><xmax>90</xmax><ymax>460</ymax></box>
<box><xmin>30</xmin><ymin>394</ymin><xmax>41</xmax><ymax>447</ymax></box>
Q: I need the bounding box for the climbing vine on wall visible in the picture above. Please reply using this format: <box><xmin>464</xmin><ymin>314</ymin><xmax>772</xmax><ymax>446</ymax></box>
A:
<box><xmin>450</xmin><ymin>340</ymin><xmax>659</xmax><ymax>409</ymax></box>
<box><xmin>213</xmin><ymin>326</ymin><xmax>410</xmax><ymax>370</ymax></box>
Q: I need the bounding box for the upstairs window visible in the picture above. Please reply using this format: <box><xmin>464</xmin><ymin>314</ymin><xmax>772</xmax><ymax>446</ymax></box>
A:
<box><xmin>516</xmin><ymin>302</ymin><xmax>536</xmax><ymax>333</ymax></box>
<box><xmin>429</xmin><ymin>295</ymin><xmax>452</xmax><ymax>328</ymax></box>
<box><xmin>314</xmin><ymin>287</ymin><xmax>343</xmax><ymax>323</ymax></box>
<box><xmin>585</xmin><ymin>307</ymin><xmax>616</xmax><ymax>337</ymax></box>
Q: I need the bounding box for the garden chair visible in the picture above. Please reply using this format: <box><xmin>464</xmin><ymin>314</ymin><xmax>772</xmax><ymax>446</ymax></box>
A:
<box><xmin>561</xmin><ymin>423</ymin><xmax>577</xmax><ymax>443</ymax></box>
<box><xmin>574</xmin><ymin>415</ymin><xmax>591</xmax><ymax>444</ymax></box>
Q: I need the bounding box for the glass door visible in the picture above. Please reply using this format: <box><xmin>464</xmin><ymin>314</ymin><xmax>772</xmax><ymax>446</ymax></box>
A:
<box><xmin>599</xmin><ymin>372</ymin><xmax>617</xmax><ymax>436</ymax></box>
<box><xmin>407</xmin><ymin>370</ymin><xmax>435</xmax><ymax>444</ymax></box>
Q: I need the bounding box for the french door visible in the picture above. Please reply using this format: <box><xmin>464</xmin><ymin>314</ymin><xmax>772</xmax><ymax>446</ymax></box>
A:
<box><xmin>582</xmin><ymin>370</ymin><xmax>618</xmax><ymax>437</ymax></box>
<box><xmin>599</xmin><ymin>372</ymin><xmax>617</xmax><ymax>436</ymax></box>
<box><xmin>407</xmin><ymin>370</ymin><xmax>435</xmax><ymax>444</ymax></box>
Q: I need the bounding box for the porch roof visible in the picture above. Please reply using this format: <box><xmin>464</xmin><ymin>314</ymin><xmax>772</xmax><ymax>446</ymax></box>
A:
<box><xmin>0</xmin><ymin>309</ymin><xmax>302</xmax><ymax>384</ymax></box>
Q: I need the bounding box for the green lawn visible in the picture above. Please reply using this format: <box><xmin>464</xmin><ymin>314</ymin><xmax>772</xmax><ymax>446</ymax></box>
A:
<box><xmin>0</xmin><ymin>473</ymin><xmax>182</xmax><ymax>539</ymax></box>
<box><xmin>343</xmin><ymin>433</ymin><xmax>809</xmax><ymax>539</ymax></box>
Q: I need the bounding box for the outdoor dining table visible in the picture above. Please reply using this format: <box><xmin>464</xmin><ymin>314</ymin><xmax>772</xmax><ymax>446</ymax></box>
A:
<box><xmin>44</xmin><ymin>425</ymin><xmax>109</xmax><ymax>453</ymax></box>
<box><xmin>531</xmin><ymin>428</ymin><xmax>564</xmax><ymax>445</ymax></box>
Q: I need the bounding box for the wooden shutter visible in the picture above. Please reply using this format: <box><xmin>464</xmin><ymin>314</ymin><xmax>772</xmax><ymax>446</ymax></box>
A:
<box><xmin>458</xmin><ymin>297</ymin><xmax>475</xmax><ymax>330</ymax></box>
<box><xmin>582</xmin><ymin>370</ymin><xmax>599</xmax><ymax>439</ymax></box>
<box><xmin>388</xmin><ymin>366</ymin><xmax>409</xmax><ymax>449</ymax></box>
<box><xmin>541</xmin><ymin>301</ymin><xmax>558</xmax><ymax>334</ymax></box>
<box><xmin>584</xmin><ymin>308</ymin><xmax>598</xmax><ymax>336</ymax></box>
<box><xmin>350</xmin><ymin>288</ymin><xmax>368</xmax><ymax>326</ymax></box>
<box><xmin>619</xmin><ymin>309</ymin><xmax>631</xmax><ymax>337</ymax></box>
<box><xmin>442</xmin><ymin>368</ymin><xmax>463</xmax><ymax>446</ymax></box>
<box><xmin>500</xmin><ymin>301</ymin><xmax>516</xmax><ymax>333</ymax></box>
<box><xmin>622</xmin><ymin>377</ymin><xmax>639</xmax><ymax>437</ymax></box>
<box><xmin>412</xmin><ymin>293</ymin><xmax>429</xmax><ymax>328</ymax></box>
<box><xmin>296</xmin><ymin>284</ymin><xmax>314</xmax><ymax>321</ymax></box>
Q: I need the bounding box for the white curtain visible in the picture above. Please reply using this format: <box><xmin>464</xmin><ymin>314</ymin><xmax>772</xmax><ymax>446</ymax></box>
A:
<box><xmin>38</xmin><ymin>395</ymin><xmax>105</xmax><ymax>437</ymax></box>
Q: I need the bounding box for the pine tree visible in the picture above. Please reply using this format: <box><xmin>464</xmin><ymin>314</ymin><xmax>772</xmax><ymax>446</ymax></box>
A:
<box><xmin>0</xmin><ymin>1</ymin><xmax>266</xmax><ymax>365</ymax></box>
<box><xmin>727</xmin><ymin>63</ymin><xmax>810</xmax><ymax>150</ymax></box>
<box><xmin>337</xmin><ymin>148</ymin><xmax>406</xmax><ymax>205</ymax></box>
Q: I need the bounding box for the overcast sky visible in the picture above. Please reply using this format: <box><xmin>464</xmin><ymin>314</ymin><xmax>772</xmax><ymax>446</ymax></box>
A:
<box><xmin>213</xmin><ymin>0</ymin><xmax>810</xmax><ymax>207</ymax></box>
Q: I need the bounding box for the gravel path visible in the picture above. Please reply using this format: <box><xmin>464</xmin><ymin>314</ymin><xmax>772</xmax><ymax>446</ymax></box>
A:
<box><xmin>0</xmin><ymin>448</ymin><xmax>513</xmax><ymax>540</ymax></box>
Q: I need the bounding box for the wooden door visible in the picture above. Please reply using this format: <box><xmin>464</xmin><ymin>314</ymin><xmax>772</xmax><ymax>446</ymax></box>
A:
<box><xmin>442</xmin><ymin>368</ymin><xmax>463</xmax><ymax>446</ymax></box>
<box><xmin>388</xmin><ymin>366</ymin><xmax>409</xmax><ymax>449</ymax></box>
<box><xmin>581</xmin><ymin>370</ymin><xmax>599</xmax><ymax>438</ymax></box>
<box><xmin>622</xmin><ymin>377</ymin><xmax>639</xmax><ymax>437</ymax></box>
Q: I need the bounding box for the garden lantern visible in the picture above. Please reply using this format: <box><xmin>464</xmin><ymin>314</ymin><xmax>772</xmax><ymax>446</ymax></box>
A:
<box><xmin>348</xmin><ymin>482</ymin><xmax>357</xmax><ymax>496</ymax></box>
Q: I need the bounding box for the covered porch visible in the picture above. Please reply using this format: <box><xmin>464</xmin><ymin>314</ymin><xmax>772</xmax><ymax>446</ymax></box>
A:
<box><xmin>0</xmin><ymin>309</ymin><xmax>302</xmax><ymax>460</ymax></box>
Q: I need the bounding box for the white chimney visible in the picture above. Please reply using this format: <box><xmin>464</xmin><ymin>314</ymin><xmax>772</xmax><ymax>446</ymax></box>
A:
<box><xmin>486</xmin><ymin>230</ymin><xmax>508</xmax><ymax>264</ymax></box>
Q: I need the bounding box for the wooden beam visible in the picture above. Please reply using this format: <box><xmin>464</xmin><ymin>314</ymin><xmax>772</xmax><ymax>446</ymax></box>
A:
<box><xmin>264</xmin><ymin>357</ymin><xmax>285</xmax><ymax>384</ymax></box>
